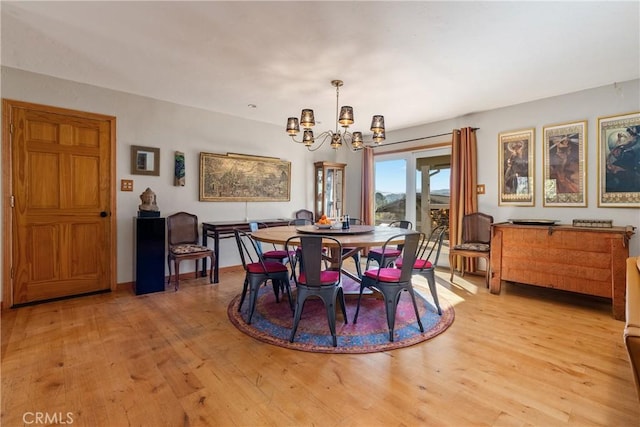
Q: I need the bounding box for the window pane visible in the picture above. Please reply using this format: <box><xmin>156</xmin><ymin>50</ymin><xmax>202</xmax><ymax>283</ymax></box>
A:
<box><xmin>374</xmin><ymin>159</ymin><xmax>406</xmax><ymax>225</ymax></box>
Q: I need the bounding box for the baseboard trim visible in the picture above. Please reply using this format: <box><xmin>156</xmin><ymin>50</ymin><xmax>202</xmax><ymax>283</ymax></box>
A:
<box><xmin>117</xmin><ymin>265</ymin><xmax>245</xmax><ymax>289</ymax></box>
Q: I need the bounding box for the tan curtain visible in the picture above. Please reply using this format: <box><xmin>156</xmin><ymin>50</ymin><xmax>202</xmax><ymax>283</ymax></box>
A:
<box><xmin>450</xmin><ymin>127</ymin><xmax>478</xmax><ymax>273</ymax></box>
<box><xmin>360</xmin><ymin>147</ymin><xmax>375</xmax><ymax>225</ymax></box>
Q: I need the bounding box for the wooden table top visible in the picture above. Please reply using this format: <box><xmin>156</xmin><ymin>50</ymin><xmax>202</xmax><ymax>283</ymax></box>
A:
<box><xmin>250</xmin><ymin>225</ymin><xmax>417</xmax><ymax>248</ymax></box>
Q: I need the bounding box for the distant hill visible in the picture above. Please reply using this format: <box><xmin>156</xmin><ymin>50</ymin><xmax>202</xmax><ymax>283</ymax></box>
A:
<box><xmin>377</xmin><ymin>192</ymin><xmax>405</xmax><ymax>203</ymax></box>
<box><xmin>376</xmin><ymin>192</ymin><xmax>450</xmax><ymax>212</ymax></box>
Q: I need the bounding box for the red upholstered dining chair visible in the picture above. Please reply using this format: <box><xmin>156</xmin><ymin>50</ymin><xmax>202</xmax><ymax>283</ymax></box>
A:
<box><xmin>285</xmin><ymin>235</ymin><xmax>347</xmax><ymax>347</ymax></box>
<box><xmin>354</xmin><ymin>232</ymin><xmax>424</xmax><ymax>342</ymax></box>
<box><xmin>395</xmin><ymin>225</ymin><xmax>448</xmax><ymax>315</ymax></box>
<box><xmin>364</xmin><ymin>220</ymin><xmax>412</xmax><ymax>270</ymax></box>
<box><xmin>249</xmin><ymin>222</ymin><xmax>292</xmax><ymax>266</ymax></box>
<box><xmin>449</xmin><ymin>212</ymin><xmax>493</xmax><ymax>287</ymax></box>
<box><xmin>234</xmin><ymin>229</ymin><xmax>293</xmax><ymax>324</ymax></box>
<box><xmin>166</xmin><ymin>212</ymin><xmax>214</xmax><ymax>291</ymax></box>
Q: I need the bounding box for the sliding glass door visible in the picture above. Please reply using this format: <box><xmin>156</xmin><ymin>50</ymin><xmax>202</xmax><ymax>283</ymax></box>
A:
<box><xmin>374</xmin><ymin>147</ymin><xmax>451</xmax><ymax>234</ymax></box>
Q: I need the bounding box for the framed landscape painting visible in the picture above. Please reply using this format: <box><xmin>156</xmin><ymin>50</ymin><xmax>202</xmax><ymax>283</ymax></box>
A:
<box><xmin>597</xmin><ymin>112</ymin><xmax>640</xmax><ymax>207</ymax></box>
<box><xmin>199</xmin><ymin>152</ymin><xmax>291</xmax><ymax>202</ymax></box>
<box><xmin>498</xmin><ymin>128</ymin><xmax>535</xmax><ymax>206</ymax></box>
<box><xmin>542</xmin><ymin>120</ymin><xmax>587</xmax><ymax>207</ymax></box>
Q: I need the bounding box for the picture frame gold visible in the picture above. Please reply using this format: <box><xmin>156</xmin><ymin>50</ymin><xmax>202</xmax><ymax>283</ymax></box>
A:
<box><xmin>131</xmin><ymin>145</ymin><xmax>160</xmax><ymax>176</ymax></box>
<box><xmin>498</xmin><ymin>128</ymin><xmax>535</xmax><ymax>206</ymax></box>
<box><xmin>597</xmin><ymin>111</ymin><xmax>640</xmax><ymax>207</ymax></box>
<box><xmin>199</xmin><ymin>152</ymin><xmax>291</xmax><ymax>202</ymax></box>
<box><xmin>542</xmin><ymin>120</ymin><xmax>587</xmax><ymax>207</ymax></box>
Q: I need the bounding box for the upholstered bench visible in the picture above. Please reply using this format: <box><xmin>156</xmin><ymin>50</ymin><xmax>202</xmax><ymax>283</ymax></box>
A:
<box><xmin>624</xmin><ymin>256</ymin><xmax>640</xmax><ymax>400</ymax></box>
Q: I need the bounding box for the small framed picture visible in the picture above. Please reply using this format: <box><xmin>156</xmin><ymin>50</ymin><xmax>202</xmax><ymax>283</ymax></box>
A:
<box><xmin>131</xmin><ymin>145</ymin><xmax>160</xmax><ymax>176</ymax></box>
<box><xmin>498</xmin><ymin>128</ymin><xmax>535</xmax><ymax>206</ymax></box>
<box><xmin>597</xmin><ymin>112</ymin><xmax>640</xmax><ymax>207</ymax></box>
<box><xmin>542</xmin><ymin>120</ymin><xmax>587</xmax><ymax>207</ymax></box>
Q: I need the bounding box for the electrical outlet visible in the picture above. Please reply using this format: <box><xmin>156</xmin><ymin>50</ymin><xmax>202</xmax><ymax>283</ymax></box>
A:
<box><xmin>476</xmin><ymin>184</ymin><xmax>486</xmax><ymax>194</ymax></box>
<box><xmin>121</xmin><ymin>179</ymin><xmax>134</xmax><ymax>192</ymax></box>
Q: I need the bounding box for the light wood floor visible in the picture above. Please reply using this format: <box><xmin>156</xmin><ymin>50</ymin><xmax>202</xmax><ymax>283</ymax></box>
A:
<box><xmin>2</xmin><ymin>265</ymin><xmax>639</xmax><ymax>426</ymax></box>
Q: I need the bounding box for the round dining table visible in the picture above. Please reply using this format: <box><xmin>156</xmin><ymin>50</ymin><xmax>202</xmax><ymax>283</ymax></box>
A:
<box><xmin>251</xmin><ymin>225</ymin><xmax>417</xmax><ymax>283</ymax></box>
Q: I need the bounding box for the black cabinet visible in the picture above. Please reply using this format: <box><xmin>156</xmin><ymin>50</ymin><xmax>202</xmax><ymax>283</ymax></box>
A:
<box><xmin>134</xmin><ymin>217</ymin><xmax>166</xmax><ymax>295</ymax></box>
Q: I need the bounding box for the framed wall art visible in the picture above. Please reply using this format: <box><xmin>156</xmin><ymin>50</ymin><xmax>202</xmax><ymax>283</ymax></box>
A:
<box><xmin>597</xmin><ymin>111</ymin><xmax>640</xmax><ymax>207</ymax></box>
<box><xmin>498</xmin><ymin>128</ymin><xmax>535</xmax><ymax>206</ymax></box>
<box><xmin>199</xmin><ymin>152</ymin><xmax>291</xmax><ymax>202</ymax></box>
<box><xmin>174</xmin><ymin>151</ymin><xmax>185</xmax><ymax>186</ymax></box>
<box><xmin>542</xmin><ymin>120</ymin><xmax>587</xmax><ymax>207</ymax></box>
<box><xmin>131</xmin><ymin>145</ymin><xmax>160</xmax><ymax>176</ymax></box>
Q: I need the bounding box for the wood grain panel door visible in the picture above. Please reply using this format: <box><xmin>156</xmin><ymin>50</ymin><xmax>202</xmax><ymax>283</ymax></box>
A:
<box><xmin>3</xmin><ymin>100</ymin><xmax>116</xmax><ymax>306</ymax></box>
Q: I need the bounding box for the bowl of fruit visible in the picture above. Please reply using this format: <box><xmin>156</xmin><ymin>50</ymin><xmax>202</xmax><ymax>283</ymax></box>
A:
<box><xmin>315</xmin><ymin>214</ymin><xmax>333</xmax><ymax>229</ymax></box>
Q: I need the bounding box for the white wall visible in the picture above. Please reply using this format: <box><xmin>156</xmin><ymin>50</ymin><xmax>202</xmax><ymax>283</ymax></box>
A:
<box><xmin>2</xmin><ymin>68</ymin><xmax>638</xmax><ymax>289</ymax></box>
<box><xmin>348</xmin><ymin>79</ymin><xmax>640</xmax><ymax>256</ymax></box>
<box><xmin>0</xmin><ymin>67</ymin><xmax>341</xmax><ymax>284</ymax></box>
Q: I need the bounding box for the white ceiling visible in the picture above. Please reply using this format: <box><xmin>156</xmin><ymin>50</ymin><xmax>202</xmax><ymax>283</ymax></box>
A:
<box><xmin>2</xmin><ymin>1</ymin><xmax>639</xmax><ymax>136</ymax></box>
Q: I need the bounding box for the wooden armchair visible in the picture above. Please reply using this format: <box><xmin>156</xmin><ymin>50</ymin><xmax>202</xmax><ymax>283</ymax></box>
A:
<box><xmin>295</xmin><ymin>209</ymin><xmax>314</xmax><ymax>223</ymax></box>
<box><xmin>167</xmin><ymin>212</ymin><xmax>214</xmax><ymax>291</ymax></box>
<box><xmin>449</xmin><ymin>212</ymin><xmax>493</xmax><ymax>287</ymax></box>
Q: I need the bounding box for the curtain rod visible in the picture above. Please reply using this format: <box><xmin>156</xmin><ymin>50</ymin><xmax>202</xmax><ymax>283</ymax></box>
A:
<box><xmin>372</xmin><ymin>127</ymin><xmax>479</xmax><ymax>148</ymax></box>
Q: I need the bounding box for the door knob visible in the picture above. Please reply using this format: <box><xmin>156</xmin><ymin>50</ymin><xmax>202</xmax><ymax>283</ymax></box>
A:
<box><xmin>100</xmin><ymin>211</ymin><xmax>108</xmax><ymax>217</ymax></box>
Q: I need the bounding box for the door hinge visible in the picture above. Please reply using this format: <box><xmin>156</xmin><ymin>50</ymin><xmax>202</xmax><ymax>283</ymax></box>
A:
<box><xmin>10</xmin><ymin>195</ymin><xmax>15</xmax><ymax>208</ymax></box>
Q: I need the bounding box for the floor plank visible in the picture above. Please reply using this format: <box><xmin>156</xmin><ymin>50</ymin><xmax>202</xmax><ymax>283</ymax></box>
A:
<box><xmin>1</xmin><ymin>266</ymin><xmax>638</xmax><ymax>426</ymax></box>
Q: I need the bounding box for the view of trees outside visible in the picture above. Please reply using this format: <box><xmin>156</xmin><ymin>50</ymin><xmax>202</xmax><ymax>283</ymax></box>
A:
<box><xmin>374</xmin><ymin>158</ymin><xmax>450</xmax><ymax>230</ymax></box>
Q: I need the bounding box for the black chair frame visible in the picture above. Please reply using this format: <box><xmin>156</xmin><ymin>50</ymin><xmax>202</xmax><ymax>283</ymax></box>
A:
<box><xmin>354</xmin><ymin>232</ymin><xmax>424</xmax><ymax>342</ymax></box>
<box><xmin>285</xmin><ymin>235</ymin><xmax>347</xmax><ymax>347</ymax></box>
<box><xmin>234</xmin><ymin>229</ymin><xmax>293</xmax><ymax>324</ymax></box>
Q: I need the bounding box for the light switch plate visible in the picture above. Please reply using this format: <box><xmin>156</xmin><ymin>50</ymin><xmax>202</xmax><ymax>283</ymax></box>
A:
<box><xmin>121</xmin><ymin>179</ymin><xmax>134</xmax><ymax>192</ymax></box>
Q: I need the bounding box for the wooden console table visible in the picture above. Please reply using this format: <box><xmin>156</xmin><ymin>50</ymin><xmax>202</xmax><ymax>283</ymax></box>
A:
<box><xmin>202</xmin><ymin>218</ymin><xmax>292</xmax><ymax>283</ymax></box>
<box><xmin>489</xmin><ymin>223</ymin><xmax>635</xmax><ymax>320</ymax></box>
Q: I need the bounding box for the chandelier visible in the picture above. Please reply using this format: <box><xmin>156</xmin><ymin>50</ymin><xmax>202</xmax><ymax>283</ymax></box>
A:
<box><xmin>286</xmin><ymin>80</ymin><xmax>385</xmax><ymax>151</ymax></box>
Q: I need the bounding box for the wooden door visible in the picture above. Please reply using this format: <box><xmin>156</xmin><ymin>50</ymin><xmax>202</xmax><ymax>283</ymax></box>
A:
<box><xmin>3</xmin><ymin>100</ymin><xmax>116</xmax><ymax>306</ymax></box>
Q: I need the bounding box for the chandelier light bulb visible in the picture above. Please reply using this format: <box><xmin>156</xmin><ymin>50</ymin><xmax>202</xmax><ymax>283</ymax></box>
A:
<box><xmin>351</xmin><ymin>132</ymin><xmax>364</xmax><ymax>149</ymax></box>
<box><xmin>372</xmin><ymin>130</ymin><xmax>386</xmax><ymax>144</ymax></box>
<box><xmin>370</xmin><ymin>115</ymin><xmax>385</xmax><ymax>133</ymax></box>
<box><xmin>338</xmin><ymin>106</ymin><xmax>354</xmax><ymax>126</ymax></box>
<box><xmin>300</xmin><ymin>109</ymin><xmax>315</xmax><ymax>128</ymax></box>
<box><xmin>303</xmin><ymin>130</ymin><xmax>314</xmax><ymax>146</ymax></box>
<box><xmin>286</xmin><ymin>117</ymin><xmax>299</xmax><ymax>135</ymax></box>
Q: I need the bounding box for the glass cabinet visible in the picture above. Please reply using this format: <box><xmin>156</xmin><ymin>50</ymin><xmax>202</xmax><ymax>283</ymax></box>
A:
<box><xmin>314</xmin><ymin>161</ymin><xmax>346</xmax><ymax>220</ymax></box>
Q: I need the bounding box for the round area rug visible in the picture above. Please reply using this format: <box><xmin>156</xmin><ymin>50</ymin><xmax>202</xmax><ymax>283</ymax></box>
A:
<box><xmin>227</xmin><ymin>280</ymin><xmax>455</xmax><ymax>354</ymax></box>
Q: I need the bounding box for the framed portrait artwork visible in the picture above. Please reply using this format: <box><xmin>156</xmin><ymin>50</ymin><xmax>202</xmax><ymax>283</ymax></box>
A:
<box><xmin>542</xmin><ymin>120</ymin><xmax>587</xmax><ymax>207</ymax></box>
<box><xmin>498</xmin><ymin>128</ymin><xmax>535</xmax><ymax>206</ymax></box>
<box><xmin>597</xmin><ymin>111</ymin><xmax>640</xmax><ymax>207</ymax></box>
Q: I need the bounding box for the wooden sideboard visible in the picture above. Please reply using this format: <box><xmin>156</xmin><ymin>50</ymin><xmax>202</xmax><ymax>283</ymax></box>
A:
<box><xmin>489</xmin><ymin>223</ymin><xmax>635</xmax><ymax>320</ymax></box>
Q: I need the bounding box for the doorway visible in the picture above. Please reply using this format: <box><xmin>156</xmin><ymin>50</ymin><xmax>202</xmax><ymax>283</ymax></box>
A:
<box><xmin>2</xmin><ymin>100</ymin><xmax>116</xmax><ymax>306</ymax></box>
<box><xmin>374</xmin><ymin>146</ymin><xmax>451</xmax><ymax>264</ymax></box>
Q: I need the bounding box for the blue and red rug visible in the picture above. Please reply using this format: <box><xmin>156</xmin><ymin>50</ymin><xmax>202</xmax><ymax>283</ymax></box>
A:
<box><xmin>227</xmin><ymin>279</ymin><xmax>455</xmax><ymax>353</ymax></box>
